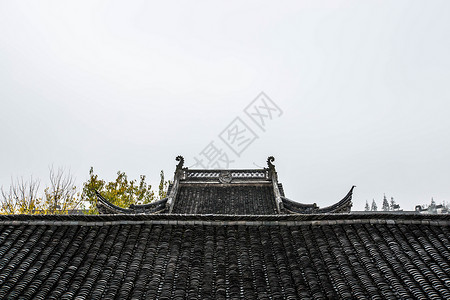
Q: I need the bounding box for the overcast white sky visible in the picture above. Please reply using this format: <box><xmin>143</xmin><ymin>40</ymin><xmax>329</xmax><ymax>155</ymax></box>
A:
<box><xmin>1</xmin><ymin>1</ymin><xmax>449</xmax><ymax>211</ymax></box>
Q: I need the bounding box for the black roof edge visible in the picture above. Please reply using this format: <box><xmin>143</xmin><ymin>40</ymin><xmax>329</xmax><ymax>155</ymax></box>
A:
<box><xmin>0</xmin><ymin>212</ymin><xmax>449</xmax><ymax>222</ymax></box>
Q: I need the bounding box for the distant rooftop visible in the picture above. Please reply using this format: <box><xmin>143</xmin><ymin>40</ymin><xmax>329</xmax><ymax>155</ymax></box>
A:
<box><xmin>96</xmin><ymin>156</ymin><xmax>354</xmax><ymax>215</ymax></box>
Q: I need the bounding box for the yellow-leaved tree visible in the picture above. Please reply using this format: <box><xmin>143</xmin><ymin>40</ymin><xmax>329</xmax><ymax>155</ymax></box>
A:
<box><xmin>81</xmin><ymin>167</ymin><xmax>170</xmax><ymax>214</ymax></box>
<box><xmin>0</xmin><ymin>167</ymin><xmax>169</xmax><ymax>215</ymax></box>
<box><xmin>0</xmin><ymin>177</ymin><xmax>43</xmax><ymax>214</ymax></box>
<box><xmin>0</xmin><ymin>167</ymin><xmax>83</xmax><ymax>214</ymax></box>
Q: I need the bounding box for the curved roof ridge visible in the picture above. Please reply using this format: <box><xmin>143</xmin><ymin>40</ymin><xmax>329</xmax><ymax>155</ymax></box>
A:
<box><xmin>281</xmin><ymin>186</ymin><xmax>355</xmax><ymax>214</ymax></box>
<box><xmin>95</xmin><ymin>191</ymin><xmax>168</xmax><ymax>214</ymax></box>
<box><xmin>316</xmin><ymin>186</ymin><xmax>355</xmax><ymax>213</ymax></box>
<box><xmin>281</xmin><ymin>196</ymin><xmax>318</xmax><ymax>214</ymax></box>
<box><xmin>95</xmin><ymin>191</ymin><xmax>132</xmax><ymax>214</ymax></box>
<box><xmin>129</xmin><ymin>198</ymin><xmax>168</xmax><ymax>209</ymax></box>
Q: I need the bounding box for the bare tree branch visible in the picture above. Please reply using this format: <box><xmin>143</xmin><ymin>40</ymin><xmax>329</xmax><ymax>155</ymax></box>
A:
<box><xmin>45</xmin><ymin>166</ymin><xmax>80</xmax><ymax>214</ymax></box>
<box><xmin>0</xmin><ymin>176</ymin><xmax>41</xmax><ymax>214</ymax></box>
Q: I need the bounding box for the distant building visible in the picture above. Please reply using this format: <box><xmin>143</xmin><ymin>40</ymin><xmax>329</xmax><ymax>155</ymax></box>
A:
<box><xmin>97</xmin><ymin>156</ymin><xmax>354</xmax><ymax>215</ymax></box>
<box><xmin>415</xmin><ymin>198</ymin><xmax>449</xmax><ymax>214</ymax></box>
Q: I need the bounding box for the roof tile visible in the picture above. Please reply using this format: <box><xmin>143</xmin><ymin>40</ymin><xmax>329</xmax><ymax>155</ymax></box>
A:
<box><xmin>0</xmin><ymin>214</ymin><xmax>448</xmax><ymax>298</ymax></box>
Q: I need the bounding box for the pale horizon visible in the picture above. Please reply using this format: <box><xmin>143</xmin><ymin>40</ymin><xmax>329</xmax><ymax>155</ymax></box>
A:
<box><xmin>1</xmin><ymin>1</ymin><xmax>449</xmax><ymax>211</ymax></box>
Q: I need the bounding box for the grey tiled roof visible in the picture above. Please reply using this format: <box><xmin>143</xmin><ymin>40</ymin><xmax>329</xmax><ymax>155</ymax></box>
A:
<box><xmin>172</xmin><ymin>185</ymin><xmax>278</xmax><ymax>215</ymax></box>
<box><xmin>0</xmin><ymin>214</ymin><xmax>449</xmax><ymax>299</ymax></box>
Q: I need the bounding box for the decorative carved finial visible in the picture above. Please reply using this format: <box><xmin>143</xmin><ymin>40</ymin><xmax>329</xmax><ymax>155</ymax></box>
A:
<box><xmin>175</xmin><ymin>155</ymin><xmax>184</xmax><ymax>170</ymax></box>
<box><xmin>219</xmin><ymin>170</ymin><xmax>232</xmax><ymax>184</ymax></box>
<box><xmin>267</xmin><ymin>156</ymin><xmax>275</xmax><ymax>170</ymax></box>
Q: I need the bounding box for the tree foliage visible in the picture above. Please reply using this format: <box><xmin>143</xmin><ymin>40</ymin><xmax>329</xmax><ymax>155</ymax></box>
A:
<box><xmin>390</xmin><ymin>197</ymin><xmax>400</xmax><ymax>211</ymax></box>
<box><xmin>371</xmin><ymin>199</ymin><xmax>378</xmax><ymax>211</ymax></box>
<box><xmin>365</xmin><ymin>195</ymin><xmax>401</xmax><ymax>212</ymax></box>
<box><xmin>1</xmin><ymin>167</ymin><xmax>169</xmax><ymax>215</ymax></box>
<box><xmin>364</xmin><ymin>200</ymin><xmax>370</xmax><ymax>211</ymax></box>
<box><xmin>0</xmin><ymin>167</ymin><xmax>82</xmax><ymax>214</ymax></box>
<box><xmin>82</xmin><ymin>167</ymin><xmax>170</xmax><ymax>214</ymax></box>
<box><xmin>1</xmin><ymin>177</ymin><xmax>42</xmax><ymax>214</ymax></box>
<box><xmin>382</xmin><ymin>195</ymin><xmax>390</xmax><ymax>211</ymax></box>
<box><xmin>158</xmin><ymin>170</ymin><xmax>169</xmax><ymax>199</ymax></box>
<box><xmin>44</xmin><ymin>167</ymin><xmax>81</xmax><ymax>214</ymax></box>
